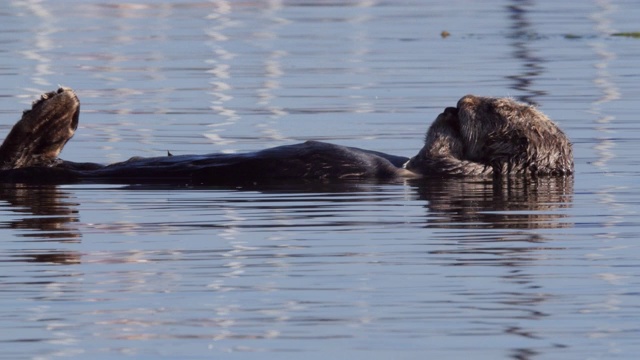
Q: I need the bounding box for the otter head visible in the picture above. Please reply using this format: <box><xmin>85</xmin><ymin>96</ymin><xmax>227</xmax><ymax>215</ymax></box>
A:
<box><xmin>405</xmin><ymin>95</ymin><xmax>574</xmax><ymax>177</ymax></box>
<box><xmin>0</xmin><ymin>87</ymin><xmax>79</xmax><ymax>169</ymax></box>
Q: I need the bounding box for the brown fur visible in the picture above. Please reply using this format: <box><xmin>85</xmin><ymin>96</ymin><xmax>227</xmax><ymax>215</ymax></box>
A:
<box><xmin>405</xmin><ymin>95</ymin><xmax>573</xmax><ymax>176</ymax></box>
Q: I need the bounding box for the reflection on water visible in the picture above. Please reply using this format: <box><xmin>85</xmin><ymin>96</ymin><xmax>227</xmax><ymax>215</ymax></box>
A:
<box><xmin>589</xmin><ymin>0</ymin><xmax>619</xmax><ymax>172</ymax></box>
<box><xmin>506</xmin><ymin>0</ymin><xmax>546</xmax><ymax>105</ymax></box>
<box><xmin>421</xmin><ymin>178</ymin><xmax>573</xmax><ymax>282</ymax></box>
<box><xmin>416</xmin><ymin>176</ymin><xmax>573</xmax><ymax>229</ymax></box>
<box><xmin>12</xmin><ymin>0</ymin><xmax>56</xmax><ymax>88</ymax></box>
<box><xmin>0</xmin><ymin>184</ymin><xmax>80</xmax><ymax>240</ymax></box>
<box><xmin>205</xmin><ymin>0</ymin><xmax>241</xmax><ymax>146</ymax></box>
<box><xmin>0</xmin><ymin>184</ymin><xmax>81</xmax><ymax>264</ymax></box>
<box><xmin>0</xmin><ymin>177</ymin><xmax>573</xmax><ymax>266</ymax></box>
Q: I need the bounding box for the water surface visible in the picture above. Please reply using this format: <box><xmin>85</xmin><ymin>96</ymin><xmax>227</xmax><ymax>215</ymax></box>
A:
<box><xmin>1</xmin><ymin>1</ymin><xmax>640</xmax><ymax>359</ymax></box>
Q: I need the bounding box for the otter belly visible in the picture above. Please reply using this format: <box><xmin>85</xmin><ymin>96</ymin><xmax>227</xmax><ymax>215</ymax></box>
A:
<box><xmin>85</xmin><ymin>141</ymin><xmax>412</xmax><ymax>184</ymax></box>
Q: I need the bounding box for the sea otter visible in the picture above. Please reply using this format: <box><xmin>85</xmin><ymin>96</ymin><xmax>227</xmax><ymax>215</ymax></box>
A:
<box><xmin>0</xmin><ymin>88</ymin><xmax>573</xmax><ymax>184</ymax></box>
<box><xmin>405</xmin><ymin>95</ymin><xmax>574</xmax><ymax>176</ymax></box>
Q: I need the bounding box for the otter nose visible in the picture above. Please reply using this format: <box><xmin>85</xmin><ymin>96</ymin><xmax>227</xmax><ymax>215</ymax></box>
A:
<box><xmin>444</xmin><ymin>107</ymin><xmax>457</xmax><ymax>116</ymax></box>
<box><xmin>457</xmin><ymin>95</ymin><xmax>480</xmax><ymax>110</ymax></box>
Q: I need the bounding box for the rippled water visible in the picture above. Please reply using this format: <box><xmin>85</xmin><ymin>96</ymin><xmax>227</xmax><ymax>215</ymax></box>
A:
<box><xmin>1</xmin><ymin>1</ymin><xmax>640</xmax><ymax>359</ymax></box>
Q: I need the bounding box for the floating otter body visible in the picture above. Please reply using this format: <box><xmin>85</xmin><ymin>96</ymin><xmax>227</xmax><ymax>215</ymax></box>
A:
<box><xmin>0</xmin><ymin>88</ymin><xmax>573</xmax><ymax>185</ymax></box>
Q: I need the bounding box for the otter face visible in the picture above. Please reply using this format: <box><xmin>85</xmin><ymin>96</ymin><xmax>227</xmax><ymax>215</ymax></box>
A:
<box><xmin>0</xmin><ymin>87</ymin><xmax>80</xmax><ymax>169</ymax></box>
<box><xmin>405</xmin><ymin>95</ymin><xmax>573</xmax><ymax>177</ymax></box>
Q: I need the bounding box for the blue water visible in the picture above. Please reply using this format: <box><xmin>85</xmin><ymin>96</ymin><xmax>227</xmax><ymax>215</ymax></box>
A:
<box><xmin>1</xmin><ymin>1</ymin><xmax>640</xmax><ymax>359</ymax></box>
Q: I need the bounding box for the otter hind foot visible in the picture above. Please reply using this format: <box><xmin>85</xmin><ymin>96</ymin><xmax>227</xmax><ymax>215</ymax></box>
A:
<box><xmin>0</xmin><ymin>87</ymin><xmax>79</xmax><ymax>170</ymax></box>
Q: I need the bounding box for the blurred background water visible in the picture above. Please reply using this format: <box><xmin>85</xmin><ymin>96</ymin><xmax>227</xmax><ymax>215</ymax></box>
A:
<box><xmin>1</xmin><ymin>0</ymin><xmax>640</xmax><ymax>359</ymax></box>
